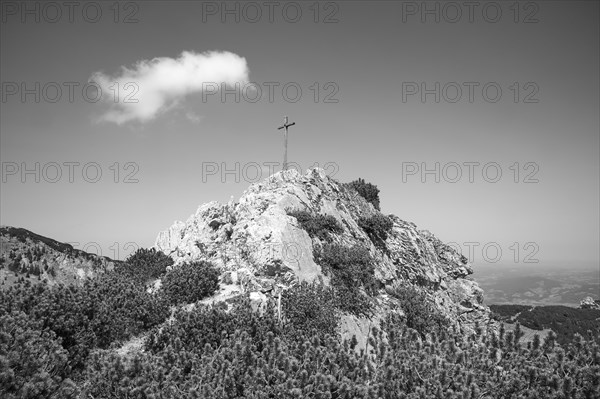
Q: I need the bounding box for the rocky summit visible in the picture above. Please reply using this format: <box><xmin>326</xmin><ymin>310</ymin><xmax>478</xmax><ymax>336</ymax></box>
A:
<box><xmin>155</xmin><ymin>168</ymin><xmax>494</xmax><ymax>341</ymax></box>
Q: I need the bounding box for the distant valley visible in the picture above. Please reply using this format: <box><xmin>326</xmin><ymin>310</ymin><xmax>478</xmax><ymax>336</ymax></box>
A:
<box><xmin>472</xmin><ymin>262</ymin><xmax>599</xmax><ymax>307</ymax></box>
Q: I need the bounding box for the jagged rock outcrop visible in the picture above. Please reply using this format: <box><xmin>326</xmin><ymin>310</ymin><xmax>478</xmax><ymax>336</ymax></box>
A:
<box><xmin>579</xmin><ymin>296</ymin><xmax>600</xmax><ymax>310</ymax></box>
<box><xmin>155</xmin><ymin>168</ymin><xmax>494</xmax><ymax>339</ymax></box>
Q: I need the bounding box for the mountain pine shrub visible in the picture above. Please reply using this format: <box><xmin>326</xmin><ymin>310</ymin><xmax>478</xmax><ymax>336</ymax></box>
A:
<box><xmin>281</xmin><ymin>280</ymin><xmax>340</xmax><ymax>339</ymax></box>
<box><xmin>313</xmin><ymin>243</ymin><xmax>377</xmax><ymax>316</ymax></box>
<box><xmin>345</xmin><ymin>178</ymin><xmax>381</xmax><ymax>210</ymax></box>
<box><xmin>145</xmin><ymin>295</ymin><xmax>282</xmax><ymax>355</ymax></box>
<box><xmin>387</xmin><ymin>285</ymin><xmax>449</xmax><ymax>336</ymax></box>
<box><xmin>0</xmin><ymin>311</ymin><xmax>78</xmax><ymax>399</ymax></box>
<box><xmin>85</xmin><ymin>272</ymin><xmax>170</xmax><ymax>348</ymax></box>
<box><xmin>161</xmin><ymin>260</ymin><xmax>220</xmax><ymax>305</ymax></box>
<box><xmin>287</xmin><ymin>209</ymin><xmax>343</xmax><ymax>242</ymax></box>
<box><xmin>358</xmin><ymin>213</ymin><xmax>394</xmax><ymax>249</ymax></box>
<box><xmin>119</xmin><ymin>247</ymin><xmax>173</xmax><ymax>283</ymax></box>
<box><xmin>82</xmin><ymin>301</ymin><xmax>600</xmax><ymax>399</ymax></box>
<box><xmin>0</xmin><ymin>271</ymin><xmax>170</xmax><ymax>376</ymax></box>
<box><xmin>5</xmin><ymin>276</ymin><xmax>598</xmax><ymax>399</ymax></box>
<box><xmin>3</xmin><ymin>246</ymin><xmax>600</xmax><ymax>398</ymax></box>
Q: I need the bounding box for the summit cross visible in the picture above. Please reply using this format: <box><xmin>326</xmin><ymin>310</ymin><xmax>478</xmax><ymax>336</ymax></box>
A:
<box><xmin>277</xmin><ymin>116</ymin><xmax>296</xmax><ymax>171</ymax></box>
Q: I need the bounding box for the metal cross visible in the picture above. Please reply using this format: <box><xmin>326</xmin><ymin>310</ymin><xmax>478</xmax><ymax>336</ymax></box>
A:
<box><xmin>277</xmin><ymin>116</ymin><xmax>296</xmax><ymax>171</ymax></box>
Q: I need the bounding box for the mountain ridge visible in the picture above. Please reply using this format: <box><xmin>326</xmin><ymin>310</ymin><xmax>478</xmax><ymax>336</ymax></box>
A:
<box><xmin>0</xmin><ymin>225</ymin><xmax>118</xmax><ymax>286</ymax></box>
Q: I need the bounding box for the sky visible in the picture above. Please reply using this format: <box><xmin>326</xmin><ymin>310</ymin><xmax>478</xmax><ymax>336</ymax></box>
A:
<box><xmin>1</xmin><ymin>1</ymin><xmax>598</xmax><ymax>270</ymax></box>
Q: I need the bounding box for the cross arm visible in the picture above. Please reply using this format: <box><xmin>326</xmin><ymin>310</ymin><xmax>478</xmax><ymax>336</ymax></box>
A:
<box><xmin>278</xmin><ymin>122</ymin><xmax>296</xmax><ymax>130</ymax></box>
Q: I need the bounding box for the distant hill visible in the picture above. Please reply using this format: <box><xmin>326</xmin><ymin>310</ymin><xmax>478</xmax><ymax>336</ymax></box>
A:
<box><xmin>0</xmin><ymin>226</ymin><xmax>118</xmax><ymax>287</ymax></box>
<box><xmin>490</xmin><ymin>303</ymin><xmax>600</xmax><ymax>345</ymax></box>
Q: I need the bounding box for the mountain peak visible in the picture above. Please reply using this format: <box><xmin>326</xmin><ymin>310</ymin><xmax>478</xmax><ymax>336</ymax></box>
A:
<box><xmin>244</xmin><ymin>167</ymin><xmax>338</xmax><ymax>196</ymax></box>
<box><xmin>155</xmin><ymin>172</ymin><xmax>494</xmax><ymax>341</ymax></box>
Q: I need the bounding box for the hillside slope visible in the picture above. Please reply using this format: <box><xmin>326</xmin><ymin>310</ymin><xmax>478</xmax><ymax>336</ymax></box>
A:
<box><xmin>0</xmin><ymin>226</ymin><xmax>117</xmax><ymax>287</ymax></box>
<box><xmin>491</xmin><ymin>303</ymin><xmax>600</xmax><ymax>345</ymax></box>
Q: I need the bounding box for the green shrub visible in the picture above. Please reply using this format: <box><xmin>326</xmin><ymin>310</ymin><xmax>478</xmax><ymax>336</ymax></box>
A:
<box><xmin>85</xmin><ymin>272</ymin><xmax>170</xmax><ymax>348</ymax></box>
<box><xmin>345</xmin><ymin>178</ymin><xmax>381</xmax><ymax>210</ymax></box>
<box><xmin>0</xmin><ymin>311</ymin><xmax>76</xmax><ymax>399</ymax></box>
<box><xmin>145</xmin><ymin>296</ymin><xmax>282</xmax><ymax>355</ymax></box>
<box><xmin>313</xmin><ymin>243</ymin><xmax>377</xmax><ymax>316</ymax></box>
<box><xmin>387</xmin><ymin>285</ymin><xmax>448</xmax><ymax>336</ymax></box>
<box><xmin>119</xmin><ymin>247</ymin><xmax>173</xmax><ymax>283</ymax></box>
<box><xmin>161</xmin><ymin>261</ymin><xmax>220</xmax><ymax>305</ymax></box>
<box><xmin>358</xmin><ymin>213</ymin><xmax>393</xmax><ymax>249</ymax></box>
<box><xmin>287</xmin><ymin>209</ymin><xmax>343</xmax><ymax>241</ymax></box>
<box><xmin>85</xmin><ymin>302</ymin><xmax>600</xmax><ymax>399</ymax></box>
<box><xmin>281</xmin><ymin>281</ymin><xmax>339</xmax><ymax>339</ymax></box>
<box><xmin>0</xmin><ymin>271</ymin><xmax>170</xmax><ymax>374</ymax></box>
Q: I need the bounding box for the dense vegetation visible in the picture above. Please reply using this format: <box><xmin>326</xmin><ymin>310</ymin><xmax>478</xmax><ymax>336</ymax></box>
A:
<box><xmin>287</xmin><ymin>209</ymin><xmax>343</xmax><ymax>242</ymax></box>
<box><xmin>491</xmin><ymin>304</ymin><xmax>600</xmax><ymax>345</ymax></box>
<box><xmin>489</xmin><ymin>304</ymin><xmax>533</xmax><ymax>318</ymax></box>
<box><xmin>313</xmin><ymin>243</ymin><xmax>378</xmax><ymax>317</ymax></box>
<box><xmin>1</xmin><ymin>311</ymin><xmax>77</xmax><ymax>398</ymax></box>
<box><xmin>145</xmin><ymin>282</ymin><xmax>339</xmax><ymax>357</ymax></box>
<box><xmin>2</xmin><ymin>244</ymin><xmax>600</xmax><ymax>398</ymax></box>
<box><xmin>0</xmin><ymin>227</ymin><xmax>113</xmax><ymax>275</ymax></box>
<box><xmin>81</xmin><ymin>299</ymin><xmax>600</xmax><ymax>398</ymax></box>
<box><xmin>387</xmin><ymin>285</ymin><xmax>449</xmax><ymax>336</ymax></box>
<box><xmin>345</xmin><ymin>178</ymin><xmax>381</xmax><ymax>210</ymax></box>
<box><xmin>0</xmin><ymin>249</ymin><xmax>222</xmax><ymax>398</ymax></box>
<box><xmin>144</xmin><ymin>297</ymin><xmax>281</xmax><ymax>357</ymax></box>
<box><xmin>1</xmin><ymin>226</ymin><xmax>87</xmax><ymax>255</ymax></box>
<box><xmin>161</xmin><ymin>260</ymin><xmax>220</xmax><ymax>305</ymax></box>
<box><xmin>281</xmin><ymin>281</ymin><xmax>340</xmax><ymax>339</ymax></box>
<box><xmin>0</xmin><ymin>274</ymin><xmax>170</xmax><ymax>396</ymax></box>
<box><xmin>115</xmin><ymin>248</ymin><xmax>173</xmax><ymax>284</ymax></box>
<box><xmin>358</xmin><ymin>213</ymin><xmax>394</xmax><ymax>250</ymax></box>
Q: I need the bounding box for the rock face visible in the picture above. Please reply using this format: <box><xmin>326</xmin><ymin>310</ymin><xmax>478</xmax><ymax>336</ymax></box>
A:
<box><xmin>155</xmin><ymin>168</ymin><xmax>494</xmax><ymax>337</ymax></box>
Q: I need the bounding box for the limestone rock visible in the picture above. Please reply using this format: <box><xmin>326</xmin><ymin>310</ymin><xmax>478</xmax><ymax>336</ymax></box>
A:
<box><xmin>579</xmin><ymin>296</ymin><xmax>600</xmax><ymax>309</ymax></box>
<box><xmin>154</xmin><ymin>168</ymin><xmax>495</xmax><ymax>338</ymax></box>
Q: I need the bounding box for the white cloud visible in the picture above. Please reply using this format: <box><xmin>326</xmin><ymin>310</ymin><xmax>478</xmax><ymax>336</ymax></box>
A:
<box><xmin>90</xmin><ymin>50</ymin><xmax>249</xmax><ymax>125</ymax></box>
